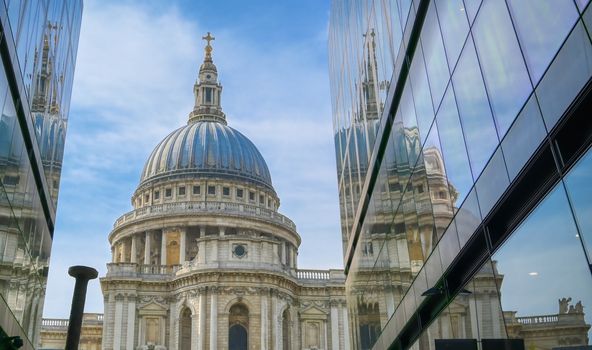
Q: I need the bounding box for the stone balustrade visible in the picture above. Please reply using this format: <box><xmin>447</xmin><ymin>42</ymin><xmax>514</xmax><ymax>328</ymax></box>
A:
<box><xmin>106</xmin><ymin>263</ymin><xmax>345</xmax><ymax>283</ymax></box>
<box><xmin>41</xmin><ymin>314</ymin><xmax>104</xmax><ymax>329</ymax></box>
<box><xmin>516</xmin><ymin>314</ymin><xmax>559</xmax><ymax>324</ymax></box>
<box><xmin>113</xmin><ymin>201</ymin><xmax>296</xmax><ymax>231</ymax></box>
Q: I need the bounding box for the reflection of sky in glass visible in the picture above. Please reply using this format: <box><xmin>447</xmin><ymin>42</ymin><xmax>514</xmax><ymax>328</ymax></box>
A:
<box><xmin>501</xmin><ymin>95</ymin><xmax>546</xmax><ymax>181</ymax></box>
<box><xmin>564</xmin><ymin>149</ymin><xmax>592</xmax><ymax>265</ymax></box>
<box><xmin>435</xmin><ymin>87</ymin><xmax>473</xmax><ymax>207</ymax></box>
<box><xmin>536</xmin><ymin>22</ymin><xmax>592</xmax><ymax>130</ymax></box>
<box><xmin>409</xmin><ymin>46</ymin><xmax>435</xmax><ymax>145</ymax></box>
<box><xmin>472</xmin><ymin>0</ymin><xmax>532</xmax><ymax>138</ymax></box>
<box><xmin>452</xmin><ymin>38</ymin><xmax>499</xmax><ymax>179</ymax></box>
<box><xmin>421</xmin><ymin>3</ymin><xmax>450</xmax><ymax>111</ymax></box>
<box><xmin>493</xmin><ymin>186</ymin><xmax>592</xmax><ymax>341</ymax></box>
<box><xmin>506</xmin><ymin>0</ymin><xmax>579</xmax><ymax>85</ymax></box>
<box><xmin>435</xmin><ymin>0</ymin><xmax>469</xmax><ymax>71</ymax></box>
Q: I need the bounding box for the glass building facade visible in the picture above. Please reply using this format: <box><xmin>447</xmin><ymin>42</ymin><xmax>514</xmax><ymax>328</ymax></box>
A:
<box><xmin>329</xmin><ymin>0</ymin><xmax>592</xmax><ymax>349</ymax></box>
<box><xmin>0</xmin><ymin>0</ymin><xmax>82</xmax><ymax>348</ymax></box>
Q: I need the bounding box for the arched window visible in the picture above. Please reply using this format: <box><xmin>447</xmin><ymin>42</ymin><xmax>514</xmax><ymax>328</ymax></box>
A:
<box><xmin>179</xmin><ymin>307</ymin><xmax>191</xmax><ymax>350</ymax></box>
<box><xmin>228</xmin><ymin>303</ymin><xmax>249</xmax><ymax>350</ymax></box>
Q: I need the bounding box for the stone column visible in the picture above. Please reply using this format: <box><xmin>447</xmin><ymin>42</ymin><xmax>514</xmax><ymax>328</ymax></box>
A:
<box><xmin>180</xmin><ymin>228</ymin><xmax>187</xmax><ymax>263</ymax></box>
<box><xmin>130</xmin><ymin>235</ymin><xmax>137</xmax><ymax>263</ymax></box>
<box><xmin>219</xmin><ymin>226</ymin><xmax>225</xmax><ymax>236</ymax></box>
<box><xmin>330</xmin><ymin>302</ymin><xmax>339</xmax><ymax>350</ymax></box>
<box><xmin>113</xmin><ymin>294</ymin><xmax>124</xmax><ymax>350</ymax></box>
<box><xmin>261</xmin><ymin>290</ymin><xmax>268</xmax><ymax>350</ymax></box>
<box><xmin>126</xmin><ymin>295</ymin><xmax>136</xmax><ymax>349</ymax></box>
<box><xmin>343</xmin><ymin>305</ymin><xmax>351</xmax><ymax>350</ymax></box>
<box><xmin>281</xmin><ymin>242</ymin><xmax>286</xmax><ymax>264</ymax></box>
<box><xmin>272</xmin><ymin>291</ymin><xmax>284</xmax><ymax>350</ymax></box>
<box><xmin>198</xmin><ymin>291</ymin><xmax>206</xmax><ymax>350</ymax></box>
<box><xmin>209</xmin><ymin>288</ymin><xmax>217</xmax><ymax>350</ymax></box>
<box><xmin>191</xmin><ymin>313</ymin><xmax>199</xmax><ymax>350</ymax></box>
<box><xmin>161</xmin><ymin>230</ymin><xmax>167</xmax><ymax>265</ymax></box>
<box><xmin>144</xmin><ymin>231</ymin><xmax>151</xmax><ymax>264</ymax></box>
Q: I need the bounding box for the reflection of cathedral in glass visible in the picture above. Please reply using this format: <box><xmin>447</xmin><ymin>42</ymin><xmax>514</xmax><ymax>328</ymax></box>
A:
<box><xmin>99</xmin><ymin>35</ymin><xmax>348</xmax><ymax>350</ymax></box>
<box><xmin>0</xmin><ymin>1</ymin><xmax>82</xmax><ymax>348</ymax></box>
<box><xmin>329</xmin><ymin>1</ymin><xmax>592</xmax><ymax>349</ymax></box>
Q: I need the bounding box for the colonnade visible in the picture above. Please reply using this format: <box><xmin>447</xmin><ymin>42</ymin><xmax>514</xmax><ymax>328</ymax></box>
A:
<box><xmin>111</xmin><ymin>227</ymin><xmax>298</xmax><ymax>268</ymax></box>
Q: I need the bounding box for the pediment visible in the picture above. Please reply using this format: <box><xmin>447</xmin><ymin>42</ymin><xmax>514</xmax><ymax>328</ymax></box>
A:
<box><xmin>301</xmin><ymin>305</ymin><xmax>328</xmax><ymax>319</ymax></box>
<box><xmin>138</xmin><ymin>301</ymin><xmax>168</xmax><ymax>316</ymax></box>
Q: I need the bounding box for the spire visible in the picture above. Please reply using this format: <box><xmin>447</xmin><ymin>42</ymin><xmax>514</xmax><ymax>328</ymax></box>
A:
<box><xmin>188</xmin><ymin>32</ymin><xmax>227</xmax><ymax>124</ymax></box>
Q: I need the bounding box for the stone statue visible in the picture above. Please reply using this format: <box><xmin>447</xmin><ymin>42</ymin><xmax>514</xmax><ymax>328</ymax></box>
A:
<box><xmin>559</xmin><ymin>297</ymin><xmax>572</xmax><ymax>313</ymax></box>
<box><xmin>569</xmin><ymin>305</ymin><xmax>576</xmax><ymax>313</ymax></box>
<box><xmin>575</xmin><ymin>301</ymin><xmax>584</xmax><ymax>313</ymax></box>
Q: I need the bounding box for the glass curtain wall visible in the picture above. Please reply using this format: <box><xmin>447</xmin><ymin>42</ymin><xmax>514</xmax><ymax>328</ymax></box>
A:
<box><xmin>329</xmin><ymin>0</ymin><xmax>592</xmax><ymax>349</ymax></box>
<box><xmin>0</xmin><ymin>0</ymin><xmax>82</xmax><ymax>347</ymax></box>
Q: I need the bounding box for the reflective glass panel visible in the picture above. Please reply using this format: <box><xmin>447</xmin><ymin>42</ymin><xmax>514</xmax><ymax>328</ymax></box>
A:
<box><xmin>435</xmin><ymin>0</ymin><xmax>469</xmax><ymax>71</ymax></box>
<box><xmin>472</xmin><ymin>0</ymin><xmax>532</xmax><ymax>138</ymax></box>
<box><xmin>501</xmin><ymin>94</ymin><xmax>547</xmax><ymax>181</ymax></box>
<box><xmin>420</xmin><ymin>3</ymin><xmax>450</xmax><ymax>111</ymax></box>
<box><xmin>492</xmin><ymin>185</ymin><xmax>592</xmax><ymax>348</ymax></box>
<box><xmin>435</xmin><ymin>86</ymin><xmax>473</xmax><ymax>208</ymax></box>
<box><xmin>452</xmin><ymin>38</ymin><xmax>499</xmax><ymax>179</ymax></box>
<box><xmin>564</xmin><ymin>148</ymin><xmax>592</xmax><ymax>264</ymax></box>
<box><xmin>507</xmin><ymin>0</ymin><xmax>579</xmax><ymax>84</ymax></box>
<box><xmin>536</xmin><ymin>22</ymin><xmax>592</xmax><ymax>130</ymax></box>
<box><xmin>475</xmin><ymin>146</ymin><xmax>509</xmax><ymax>217</ymax></box>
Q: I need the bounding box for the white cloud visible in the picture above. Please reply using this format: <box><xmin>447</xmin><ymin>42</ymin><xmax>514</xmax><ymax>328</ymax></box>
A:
<box><xmin>44</xmin><ymin>0</ymin><xmax>342</xmax><ymax>318</ymax></box>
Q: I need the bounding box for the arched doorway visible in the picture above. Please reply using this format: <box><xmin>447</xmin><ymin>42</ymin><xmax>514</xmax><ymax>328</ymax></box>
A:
<box><xmin>228</xmin><ymin>303</ymin><xmax>249</xmax><ymax>350</ymax></box>
<box><xmin>179</xmin><ymin>307</ymin><xmax>191</xmax><ymax>350</ymax></box>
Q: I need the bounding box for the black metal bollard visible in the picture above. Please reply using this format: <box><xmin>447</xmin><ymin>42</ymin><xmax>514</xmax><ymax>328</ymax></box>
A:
<box><xmin>65</xmin><ymin>265</ymin><xmax>98</xmax><ymax>350</ymax></box>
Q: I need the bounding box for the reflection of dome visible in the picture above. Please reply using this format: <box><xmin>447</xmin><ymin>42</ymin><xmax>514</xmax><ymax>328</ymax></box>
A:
<box><xmin>140</xmin><ymin>121</ymin><xmax>272</xmax><ymax>189</ymax></box>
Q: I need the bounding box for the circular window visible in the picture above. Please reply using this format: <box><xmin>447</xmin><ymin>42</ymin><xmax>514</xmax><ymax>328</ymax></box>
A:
<box><xmin>233</xmin><ymin>244</ymin><xmax>246</xmax><ymax>258</ymax></box>
<box><xmin>206</xmin><ymin>74</ymin><xmax>212</xmax><ymax>79</ymax></box>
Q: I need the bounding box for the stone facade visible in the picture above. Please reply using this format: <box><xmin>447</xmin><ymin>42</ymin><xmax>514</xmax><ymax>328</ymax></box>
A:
<box><xmin>39</xmin><ymin>313</ymin><xmax>103</xmax><ymax>350</ymax></box>
<box><xmin>98</xmin><ymin>34</ymin><xmax>348</xmax><ymax>350</ymax></box>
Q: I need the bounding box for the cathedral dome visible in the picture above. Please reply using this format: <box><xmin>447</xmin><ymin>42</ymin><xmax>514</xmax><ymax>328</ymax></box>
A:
<box><xmin>140</xmin><ymin>121</ymin><xmax>273</xmax><ymax>189</ymax></box>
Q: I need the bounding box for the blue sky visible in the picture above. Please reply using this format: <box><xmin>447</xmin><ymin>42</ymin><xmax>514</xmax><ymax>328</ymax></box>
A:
<box><xmin>43</xmin><ymin>0</ymin><xmax>341</xmax><ymax>318</ymax></box>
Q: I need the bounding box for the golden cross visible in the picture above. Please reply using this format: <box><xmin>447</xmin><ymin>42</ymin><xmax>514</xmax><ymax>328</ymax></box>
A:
<box><xmin>202</xmin><ymin>32</ymin><xmax>215</xmax><ymax>46</ymax></box>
